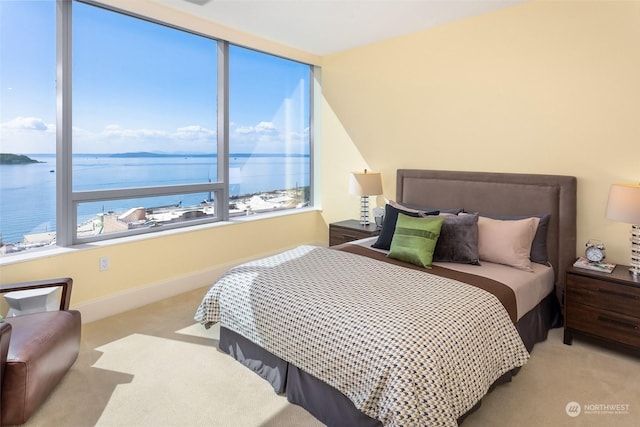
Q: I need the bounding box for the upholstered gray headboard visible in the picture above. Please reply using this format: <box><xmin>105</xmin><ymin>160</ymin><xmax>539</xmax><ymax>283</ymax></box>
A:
<box><xmin>396</xmin><ymin>169</ymin><xmax>577</xmax><ymax>304</ymax></box>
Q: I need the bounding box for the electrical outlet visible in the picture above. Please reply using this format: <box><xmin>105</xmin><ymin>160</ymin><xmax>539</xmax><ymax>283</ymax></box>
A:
<box><xmin>99</xmin><ymin>256</ymin><xmax>110</xmax><ymax>271</ymax></box>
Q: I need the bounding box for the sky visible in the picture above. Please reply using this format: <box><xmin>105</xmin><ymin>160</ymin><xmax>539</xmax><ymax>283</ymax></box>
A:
<box><xmin>0</xmin><ymin>0</ymin><xmax>310</xmax><ymax>155</ymax></box>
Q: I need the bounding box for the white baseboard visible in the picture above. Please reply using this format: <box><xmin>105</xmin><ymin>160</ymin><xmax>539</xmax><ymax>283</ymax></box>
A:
<box><xmin>73</xmin><ymin>241</ymin><xmax>325</xmax><ymax>324</ymax></box>
<box><xmin>73</xmin><ymin>263</ymin><xmax>231</xmax><ymax>324</ymax></box>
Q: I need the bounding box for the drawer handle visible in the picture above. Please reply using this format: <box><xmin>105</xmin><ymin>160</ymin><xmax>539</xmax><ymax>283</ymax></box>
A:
<box><xmin>595</xmin><ymin>287</ymin><xmax>640</xmax><ymax>300</ymax></box>
<box><xmin>597</xmin><ymin>315</ymin><xmax>639</xmax><ymax>330</ymax></box>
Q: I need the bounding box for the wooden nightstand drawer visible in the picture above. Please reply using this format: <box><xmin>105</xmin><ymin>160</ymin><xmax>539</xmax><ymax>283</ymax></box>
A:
<box><xmin>566</xmin><ymin>275</ymin><xmax>640</xmax><ymax>317</ymax></box>
<box><xmin>330</xmin><ymin>230</ymin><xmax>361</xmax><ymax>246</ymax></box>
<box><xmin>329</xmin><ymin>220</ymin><xmax>380</xmax><ymax>246</ymax></box>
<box><xmin>566</xmin><ymin>303</ymin><xmax>640</xmax><ymax>348</ymax></box>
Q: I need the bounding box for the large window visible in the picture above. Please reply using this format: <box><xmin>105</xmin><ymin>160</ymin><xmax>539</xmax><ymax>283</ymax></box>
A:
<box><xmin>71</xmin><ymin>1</ymin><xmax>220</xmax><ymax>242</ymax></box>
<box><xmin>0</xmin><ymin>0</ymin><xmax>312</xmax><ymax>255</ymax></box>
<box><xmin>0</xmin><ymin>0</ymin><xmax>57</xmax><ymax>252</ymax></box>
<box><xmin>228</xmin><ymin>46</ymin><xmax>311</xmax><ymax>214</ymax></box>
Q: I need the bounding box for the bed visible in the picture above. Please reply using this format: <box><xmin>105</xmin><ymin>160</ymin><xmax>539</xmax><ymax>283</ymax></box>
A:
<box><xmin>195</xmin><ymin>169</ymin><xmax>577</xmax><ymax>426</ymax></box>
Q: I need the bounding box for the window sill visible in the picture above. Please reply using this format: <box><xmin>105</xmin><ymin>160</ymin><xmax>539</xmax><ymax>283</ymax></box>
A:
<box><xmin>0</xmin><ymin>206</ymin><xmax>320</xmax><ymax>267</ymax></box>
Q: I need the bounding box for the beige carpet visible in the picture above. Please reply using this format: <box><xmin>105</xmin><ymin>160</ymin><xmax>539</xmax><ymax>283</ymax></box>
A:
<box><xmin>23</xmin><ymin>286</ymin><xmax>639</xmax><ymax>427</ymax></box>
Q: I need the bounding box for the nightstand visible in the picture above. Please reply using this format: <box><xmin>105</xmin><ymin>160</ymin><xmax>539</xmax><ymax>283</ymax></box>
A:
<box><xmin>329</xmin><ymin>220</ymin><xmax>380</xmax><ymax>246</ymax></box>
<box><xmin>564</xmin><ymin>264</ymin><xmax>640</xmax><ymax>355</ymax></box>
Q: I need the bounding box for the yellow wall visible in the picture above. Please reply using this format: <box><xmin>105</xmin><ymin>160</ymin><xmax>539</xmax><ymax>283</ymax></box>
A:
<box><xmin>1</xmin><ymin>212</ymin><xmax>326</xmax><ymax>311</ymax></box>
<box><xmin>321</xmin><ymin>0</ymin><xmax>640</xmax><ymax>265</ymax></box>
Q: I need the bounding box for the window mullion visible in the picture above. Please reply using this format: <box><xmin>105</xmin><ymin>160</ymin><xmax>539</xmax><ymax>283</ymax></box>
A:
<box><xmin>57</xmin><ymin>0</ymin><xmax>73</xmax><ymax>247</ymax></box>
<box><xmin>217</xmin><ymin>40</ymin><xmax>229</xmax><ymax>221</ymax></box>
<box><xmin>310</xmin><ymin>66</ymin><xmax>318</xmax><ymax>208</ymax></box>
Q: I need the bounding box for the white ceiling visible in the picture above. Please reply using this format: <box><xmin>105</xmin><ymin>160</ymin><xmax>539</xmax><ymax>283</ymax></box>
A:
<box><xmin>153</xmin><ymin>0</ymin><xmax>527</xmax><ymax>56</ymax></box>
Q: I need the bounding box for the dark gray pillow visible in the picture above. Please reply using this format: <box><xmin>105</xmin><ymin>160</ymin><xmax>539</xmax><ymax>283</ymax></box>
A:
<box><xmin>433</xmin><ymin>214</ymin><xmax>480</xmax><ymax>265</ymax></box>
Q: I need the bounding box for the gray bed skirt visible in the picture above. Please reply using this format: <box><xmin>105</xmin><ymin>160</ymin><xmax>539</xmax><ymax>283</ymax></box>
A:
<box><xmin>218</xmin><ymin>290</ymin><xmax>561</xmax><ymax>426</ymax></box>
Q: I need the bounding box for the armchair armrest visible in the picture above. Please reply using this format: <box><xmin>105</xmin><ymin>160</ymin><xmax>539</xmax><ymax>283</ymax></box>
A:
<box><xmin>1</xmin><ymin>322</ymin><xmax>11</xmax><ymax>383</ymax></box>
<box><xmin>0</xmin><ymin>278</ymin><xmax>73</xmax><ymax>311</ymax></box>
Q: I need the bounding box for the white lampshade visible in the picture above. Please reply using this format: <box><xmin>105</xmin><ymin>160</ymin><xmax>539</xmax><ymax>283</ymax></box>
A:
<box><xmin>606</xmin><ymin>184</ymin><xmax>640</xmax><ymax>224</ymax></box>
<box><xmin>606</xmin><ymin>183</ymin><xmax>640</xmax><ymax>276</ymax></box>
<box><xmin>349</xmin><ymin>170</ymin><xmax>382</xmax><ymax>196</ymax></box>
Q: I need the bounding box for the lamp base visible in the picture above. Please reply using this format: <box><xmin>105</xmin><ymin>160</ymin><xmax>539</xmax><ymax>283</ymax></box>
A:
<box><xmin>359</xmin><ymin>196</ymin><xmax>370</xmax><ymax>225</ymax></box>
<box><xmin>629</xmin><ymin>224</ymin><xmax>640</xmax><ymax>276</ymax></box>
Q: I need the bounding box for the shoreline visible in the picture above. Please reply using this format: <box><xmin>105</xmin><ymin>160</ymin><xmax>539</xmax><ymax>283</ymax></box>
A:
<box><xmin>1</xmin><ymin>187</ymin><xmax>308</xmax><ymax>255</ymax></box>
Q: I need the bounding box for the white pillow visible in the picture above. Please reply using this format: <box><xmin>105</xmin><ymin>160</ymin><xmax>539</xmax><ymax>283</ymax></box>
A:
<box><xmin>477</xmin><ymin>216</ymin><xmax>539</xmax><ymax>271</ymax></box>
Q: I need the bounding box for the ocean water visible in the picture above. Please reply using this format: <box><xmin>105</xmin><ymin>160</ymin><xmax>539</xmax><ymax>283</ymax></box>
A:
<box><xmin>0</xmin><ymin>153</ymin><xmax>309</xmax><ymax>244</ymax></box>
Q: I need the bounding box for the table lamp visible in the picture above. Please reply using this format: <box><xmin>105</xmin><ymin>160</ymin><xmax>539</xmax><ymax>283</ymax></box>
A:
<box><xmin>349</xmin><ymin>170</ymin><xmax>382</xmax><ymax>225</ymax></box>
<box><xmin>605</xmin><ymin>183</ymin><xmax>640</xmax><ymax>276</ymax></box>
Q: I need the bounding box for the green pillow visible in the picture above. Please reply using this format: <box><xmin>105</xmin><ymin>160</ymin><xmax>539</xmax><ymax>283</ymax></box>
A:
<box><xmin>388</xmin><ymin>213</ymin><xmax>444</xmax><ymax>268</ymax></box>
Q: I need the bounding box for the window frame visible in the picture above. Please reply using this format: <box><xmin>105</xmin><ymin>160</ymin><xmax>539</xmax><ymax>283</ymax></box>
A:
<box><xmin>53</xmin><ymin>0</ymin><xmax>313</xmax><ymax>247</ymax></box>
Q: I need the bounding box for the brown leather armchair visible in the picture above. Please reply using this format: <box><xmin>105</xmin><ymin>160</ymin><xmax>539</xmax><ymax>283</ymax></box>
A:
<box><xmin>0</xmin><ymin>278</ymin><xmax>81</xmax><ymax>426</ymax></box>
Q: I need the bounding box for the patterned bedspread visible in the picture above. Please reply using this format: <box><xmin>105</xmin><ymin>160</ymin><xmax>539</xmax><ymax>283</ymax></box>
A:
<box><xmin>195</xmin><ymin>245</ymin><xmax>529</xmax><ymax>427</ymax></box>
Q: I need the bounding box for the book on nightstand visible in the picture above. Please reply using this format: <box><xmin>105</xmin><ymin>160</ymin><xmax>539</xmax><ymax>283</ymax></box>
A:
<box><xmin>573</xmin><ymin>256</ymin><xmax>616</xmax><ymax>273</ymax></box>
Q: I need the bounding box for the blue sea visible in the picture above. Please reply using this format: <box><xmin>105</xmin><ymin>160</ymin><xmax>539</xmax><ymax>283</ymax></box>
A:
<box><xmin>0</xmin><ymin>153</ymin><xmax>309</xmax><ymax>244</ymax></box>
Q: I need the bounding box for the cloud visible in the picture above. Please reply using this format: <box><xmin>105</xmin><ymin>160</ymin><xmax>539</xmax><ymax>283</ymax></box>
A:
<box><xmin>255</xmin><ymin>121</ymin><xmax>277</xmax><ymax>132</ymax></box>
<box><xmin>1</xmin><ymin>116</ymin><xmax>52</xmax><ymax>131</ymax></box>
<box><xmin>69</xmin><ymin>123</ymin><xmax>218</xmax><ymax>153</ymax></box>
<box><xmin>175</xmin><ymin>125</ymin><xmax>216</xmax><ymax>139</ymax></box>
<box><xmin>98</xmin><ymin>124</ymin><xmax>217</xmax><ymax>142</ymax></box>
<box><xmin>0</xmin><ymin>117</ymin><xmax>55</xmax><ymax>153</ymax></box>
<box><xmin>102</xmin><ymin>124</ymin><xmax>167</xmax><ymax>139</ymax></box>
<box><xmin>234</xmin><ymin>121</ymin><xmax>277</xmax><ymax>136</ymax></box>
<box><xmin>229</xmin><ymin>120</ymin><xmax>309</xmax><ymax>154</ymax></box>
<box><xmin>0</xmin><ymin>117</ymin><xmax>306</xmax><ymax>154</ymax></box>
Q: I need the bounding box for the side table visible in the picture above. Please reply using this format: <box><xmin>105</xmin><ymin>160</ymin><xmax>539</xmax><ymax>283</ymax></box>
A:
<box><xmin>329</xmin><ymin>219</ymin><xmax>380</xmax><ymax>246</ymax></box>
<box><xmin>564</xmin><ymin>263</ymin><xmax>640</xmax><ymax>355</ymax></box>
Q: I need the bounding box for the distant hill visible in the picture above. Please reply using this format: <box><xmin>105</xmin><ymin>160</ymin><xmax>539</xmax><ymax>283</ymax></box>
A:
<box><xmin>108</xmin><ymin>152</ymin><xmax>173</xmax><ymax>158</ymax></box>
<box><xmin>0</xmin><ymin>153</ymin><xmax>43</xmax><ymax>165</ymax></box>
<box><xmin>107</xmin><ymin>152</ymin><xmax>308</xmax><ymax>158</ymax></box>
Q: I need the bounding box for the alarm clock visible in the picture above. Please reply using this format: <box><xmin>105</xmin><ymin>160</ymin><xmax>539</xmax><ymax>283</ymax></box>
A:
<box><xmin>585</xmin><ymin>240</ymin><xmax>606</xmax><ymax>262</ymax></box>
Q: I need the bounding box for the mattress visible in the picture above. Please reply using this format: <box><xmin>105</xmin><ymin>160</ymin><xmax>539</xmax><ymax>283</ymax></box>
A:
<box><xmin>350</xmin><ymin>236</ymin><xmax>555</xmax><ymax>321</ymax></box>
